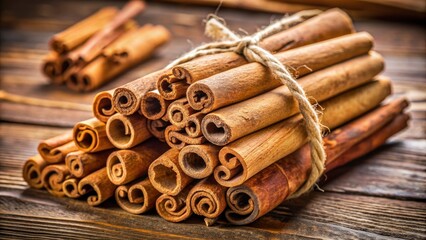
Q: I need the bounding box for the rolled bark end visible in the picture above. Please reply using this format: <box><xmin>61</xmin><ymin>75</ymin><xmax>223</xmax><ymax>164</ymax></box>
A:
<box><xmin>65</xmin><ymin>153</ymin><xmax>84</xmax><ymax>178</ymax></box>
<box><xmin>167</xmin><ymin>99</ymin><xmax>195</xmax><ymax>129</ymax></box>
<box><xmin>202</xmin><ymin>114</ymin><xmax>231</xmax><ymax>146</ymax></box>
<box><xmin>172</xmin><ymin>66</ymin><xmax>192</xmax><ymax>83</ymax></box>
<box><xmin>63</xmin><ymin>178</ymin><xmax>81</xmax><ymax>198</ymax></box>
<box><xmin>106</xmin><ymin>114</ymin><xmax>150</xmax><ymax>149</ymax></box>
<box><xmin>214</xmin><ymin>149</ymin><xmax>246</xmax><ymax>187</ymax></box>
<box><xmin>93</xmin><ymin>90</ymin><xmax>116</xmax><ymax>123</ymax></box>
<box><xmin>78</xmin><ymin>168</ymin><xmax>116</xmax><ymax>206</ymax></box>
<box><xmin>78</xmin><ymin>181</ymin><xmax>101</xmax><ymax>206</ymax></box>
<box><xmin>38</xmin><ymin>143</ymin><xmax>62</xmax><ymax>163</ymax></box>
<box><xmin>156</xmin><ymin>193</ymin><xmax>192</xmax><ymax>222</ymax></box>
<box><xmin>115</xmin><ymin>179</ymin><xmax>161</xmax><ymax>214</ymax></box>
<box><xmin>187</xmin><ymin>83</ymin><xmax>214</xmax><ymax>112</ymax></box>
<box><xmin>41</xmin><ymin>164</ymin><xmax>69</xmax><ymax>197</ymax></box>
<box><xmin>42</xmin><ymin>61</ymin><xmax>57</xmax><ymax>78</ymax></box>
<box><xmin>67</xmin><ymin>72</ymin><xmax>82</xmax><ymax>92</ymax></box>
<box><xmin>113</xmin><ymin>88</ymin><xmax>139</xmax><ymax>115</ymax></box>
<box><xmin>178</xmin><ymin>145</ymin><xmax>220</xmax><ymax>179</ymax></box>
<box><xmin>157</xmin><ymin>73</ymin><xmax>188</xmax><ymax>100</ymax></box>
<box><xmin>185</xmin><ymin>112</ymin><xmax>205</xmax><ymax>138</ymax></box>
<box><xmin>147</xmin><ymin>119</ymin><xmax>169</xmax><ymax>142</ymax></box>
<box><xmin>106</xmin><ymin>153</ymin><xmax>127</xmax><ymax>185</ymax></box>
<box><xmin>188</xmin><ymin>178</ymin><xmax>227</xmax><ymax>219</ymax></box>
<box><xmin>23</xmin><ymin>155</ymin><xmax>47</xmax><ymax>189</ymax></box>
<box><xmin>140</xmin><ymin>91</ymin><xmax>169</xmax><ymax>120</ymax></box>
<box><xmin>225</xmin><ymin>187</ymin><xmax>259</xmax><ymax>225</ymax></box>
<box><xmin>74</xmin><ymin>125</ymin><xmax>97</xmax><ymax>152</ymax></box>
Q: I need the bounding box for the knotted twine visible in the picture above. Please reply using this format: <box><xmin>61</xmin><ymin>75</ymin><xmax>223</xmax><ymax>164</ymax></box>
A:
<box><xmin>167</xmin><ymin>10</ymin><xmax>326</xmax><ymax>198</ymax></box>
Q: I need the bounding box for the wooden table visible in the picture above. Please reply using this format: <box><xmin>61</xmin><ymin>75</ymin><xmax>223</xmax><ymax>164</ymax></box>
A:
<box><xmin>1</xmin><ymin>1</ymin><xmax>425</xmax><ymax>239</ymax></box>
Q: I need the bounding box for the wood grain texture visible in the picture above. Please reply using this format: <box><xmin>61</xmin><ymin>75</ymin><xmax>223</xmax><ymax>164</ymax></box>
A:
<box><xmin>0</xmin><ymin>0</ymin><xmax>425</xmax><ymax>239</ymax></box>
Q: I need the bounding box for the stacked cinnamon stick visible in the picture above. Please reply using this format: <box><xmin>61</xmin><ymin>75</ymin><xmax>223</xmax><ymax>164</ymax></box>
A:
<box><xmin>42</xmin><ymin>1</ymin><xmax>171</xmax><ymax>92</ymax></box>
<box><xmin>25</xmin><ymin>8</ymin><xmax>410</xmax><ymax>226</ymax></box>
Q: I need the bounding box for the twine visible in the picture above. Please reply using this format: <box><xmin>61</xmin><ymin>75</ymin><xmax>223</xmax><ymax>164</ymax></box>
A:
<box><xmin>167</xmin><ymin>10</ymin><xmax>326</xmax><ymax>198</ymax></box>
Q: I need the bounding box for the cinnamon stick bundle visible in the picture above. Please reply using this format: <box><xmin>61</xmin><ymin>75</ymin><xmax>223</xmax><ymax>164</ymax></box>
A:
<box><xmin>106</xmin><ymin>139</ymin><xmax>169</xmax><ymax>185</ymax></box>
<box><xmin>165</xmin><ymin>125</ymin><xmax>206</xmax><ymax>149</ymax></box>
<box><xmin>65</xmin><ymin>150</ymin><xmax>113</xmax><ymax>178</ymax></box>
<box><xmin>147</xmin><ymin>118</ymin><xmax>170</xmax><ymax>142</ymax></box>
<box><xmin>187</xmin><ymin>32</ymin><xmax>374</xmax><ymax>113</ymax></box>
<box><xmin>113</xmin><ymin>70</ymin><xmax>167</xmax><ymax>116</ymax></box>
<box><xmin>78</xmin><ymin>167</ymin><xmax>116</xmax><ymax>206</ymax></box>
<box><xmin>49</xmin><ymin>7</ymin><xmax>118</xmax><ymax>54</ymax></box>
<box><xmin>155</xmin><ymin>182</ymin><xmax>196</xmax><ymax>222</ymax></box>
<box><xmin>225</xmin><ymin>98</ymin><xmax>409</xmax><ymax>225</ymax></box>
<box><xmin>38</xmin><ymin>131</ymin><xmax>78</xmax><ymax>164</ymax></box>
<box><xmin>187</xmin><ymin>177</ymin><xmax>227</xmax><ymax>219</ymax></box>
<box><xmin>185</xmin><ymin>113</ymin><xmax>205</xmax><ymax>138</ymax></box>
<box><xmin>140</xmin><ymin>90</ymin><xmax>172</xmax><ymax>120</ymax></box>
<box><xmin>214</xmin><ymin>79</ymin><xmax>391</xmax><ymax>187</ymax></box>
<box><xmin>202</xmin><ymin>52</ymin><xmax>384</xmax><ymax>145</ymax></box>
<box><xmin>157</xmin><ymin>9</ymin><xmax>354</xmax><ymax>100</ymax></box>
<box><xmin>167</xmin><ymin>98</ymin><xmax>196</xmax><ymax>129</ymax></box>
<box><xmin>148</xmin><ymin>149</ymin><xmax>193</xmax><ymax>196</ymax></box>
<box><xmin>63</xmin><ymin>178</ymin><xmax>82</xmax><ymax>198</ymax></box>
<box><xmin>93</xmin><ymin>89</ymin><xmax>116</xmax><ymax>123</ymax></box>
<box><xmin>178</xmin><ymin>144</ymin><xmax>221</xmax><ymax>179</ymax></box>
<box><xmin>73</xmin><ymin>118</ymin><xmax>115</xmax><ymax>153</ymax></box>
<box><xmin>22</xmin><ymin>154</ymin><xmax>48</xmax><ymax>189</ymax></box>
<box><xmin>106</xmin><ymin>113</ymin><xmax>151</xmax><ymax>149</ymax></box>
<box><xmin>115</xmin><ymin>178</ymin><xmax>161</xmax><ymax>214</ymax></box>
<box><xmin>41</xmin><ymin>164</ymin><xmax>70</xmax><ymax>197</ymax></box>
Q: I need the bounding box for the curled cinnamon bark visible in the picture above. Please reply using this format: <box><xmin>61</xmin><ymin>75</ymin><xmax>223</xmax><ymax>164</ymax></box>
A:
<box><xmin>155</xmin><ymin>183</ymin><xmax>196</xmax><ymax>222</ymax></box>
<box><xmin>106</xmin><ymin>113</ymin><xmax>151</xmax><ymax>149</ymax></box>
<box><xmin>166</xmin><ymin>98</ymin><xmax>196</xmax><ymax>129</ymax></box>
<box><xmin>41</xmin><ymin>164</ymin><xmax>70</xmax><ymax>197</ymax></box>
<box><xmin>73</xmin><ymin>118</ymin><xmax>114</xmax><ymax>153</ymax></box>
<box><xmin>65</xmin><ymin>150</ymin><xmax>112</xmax><ymax>178</ymax></box>
<box><xmin>93</xmin><ymin>89</ymin><xmax>116</xmax><ymax>123</ymax></box>
<box><xmin>214</xmin><ymin>79</ymin><xmax>391</xmax><ymax>187</ymax></box>
<box><xmin>158</xmin><ymin>9</ymin><xmax>354</xmax><ymax>98</ymax></box>
<box><xmin>140</xmin><ymin>90</ymin><xmax>172</xmax><ymax>120</ymax></box>
<box><xmin>23</xmin><ymin>154</ymin><xmax>48</xmax><ymax>189</ymax></box>
<box><xmin>202</xmin><ymin>52</ymin><xmax>384</xmax><ymax>145</ymax></box>
<box><xmin>185</xmin><ymin>112</ymin><xmax>205</xmax><ymax>138</ymax></box>
<box><xmin>63</xmin><ymin>178</ymin><xmax>81</xmax><ymax>198</ymax></box>
<box><xmin>106</xmin><ymin>139</ymin><xmax>169</xmax><ymax>185</ymax></box>
<box><xmin>113</xmin><ymin>70</ymin><xmax>166</xmax><ymax>115</ymax></box>
<box><xmin>115</xmin><ymin>178</ymin><xmax>161</xmax><ymax>214</ymax></box>
<box><xmin>165</xmin><ymin>125</ymin><xmax>206</xmax><ymax>149</ymax></box>
<box><xmin>225</xmin><ymin>98</ymin><xmax>409</xmax><ymax>225</ymax></box>
<box><xmin>178</xmin><ymin>144</ymin><xmax>221</xmax><ymax>179</ymax></box>
<box><xmin>188</xmin><ymin>177</ymin><xmax>227</xmax><ymax>219</ymax></box>
<box><xmin>38</xmin><ymin>131</ymin><xmax>78</xmax><ymax>164</ymax></box>
<box><xmin>41</xmin><ymin>52</ymin><xmax>64</xmax><ymax>84</ymax></box>
<box><xmin>147</xmin><ymin>118</ymin><xmax>170</xmax><ymax>142</ymax></box>
<box><xmin>148</xmin><ymin>149</ymin><xmax>193</xmax><ymax>196</ymax></box>
<box><xmin>49</xmin><ymin>7</ymin><xmax>118</xmax><ymax>54</ymax></box>
<box><xmin>78</xmin><ymin>167</ymin><xmax>116</xmax><ymax>206</ymax></box>
<box><xmin>187</xmin><ymin>32</ymin><xmax>374</xmax><ymax>113</ymax></box>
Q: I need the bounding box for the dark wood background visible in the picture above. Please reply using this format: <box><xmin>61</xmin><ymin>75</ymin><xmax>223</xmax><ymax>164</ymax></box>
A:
<box><xmin>0</xmin><ymin>0</ymin><xmax>425</xmax><ymax>239</ymax></box>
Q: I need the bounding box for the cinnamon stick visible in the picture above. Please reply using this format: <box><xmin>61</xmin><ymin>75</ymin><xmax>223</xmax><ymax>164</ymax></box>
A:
<box><xmin>202</xmin><ymin>52</ymin><xmax>384</xmax><ymax>145</ymax></box>
<box><xmin>22</xmin><ymin>154</ymin><xmax>48</xmax><ymax>189</ymax></box>
<box><xmin>158</xmin><ymin>9</ymin><xmax>354</xmax><ymax>99</ymax></box>
<box><xmin>165</xmin><ymin>125</ymin><xmax>206</xmax><ymax>149</ymax></box>
<box><xmin>147</xmin><ymin>118</ymin><xmax>170</xmax><ymax>142</ymax></box>
<box><xmin>185</xmin><ymin>112</ymin><xmax>205</xmax><ymax>138</ymax></box>
<box><xmin>93</xmin><ymin>89</ymin><xmax>116</xmax><ymax>123</ymax></box>
<box><xmin>155</xmin><ymin>182</ymin><xmax>196</xmax><ymax>222</ymax></box>
<box><xmin>178</xmin><ymin>144</ymin><xmax>221</xmax><ymax>179</ymax></box>
<box><xmin>41</xmin><ymin>52</ymin><xmax>63</xmax><ymax>84</ymax></box>
<box><xmin>65</xmin><ymin>150</ymin><xmax>113</xmax><ymax>178</ymax></box>
<box><xmin>106</xmin><ymin>113</ymin><xmax>151</xmax><ymax>149</ymax></box>
<box><xmin>115</xmin><ymin>178</ymin><xmax>161</xmax><ymax>214</ymax></box>
<box><xmin>78</xmin><ymin>167</ymin><xmax>116</xmax><ymax>206</ymax></box>
<box><xmin>73</xmin><ymin>118</ymin><xmax>114</xmax><ymax>153</ymax></box>
<box><xmin>63</xmin><ymin>178</ymin><xmax>81</xmax><ymax>198</ymax></box>
<box><xmin>49</xmin><ymin>7</ymin><xmax>118</xmax><ymax>54</ymax></box>
<box><xmin>225</xmin><ymin>98</ymin><xmax>409</xmax><ymax>225</ymax></box>
<box><xmin>41</xmin><ymin>164</ymin><xmax>70</xmax><ymax>197</ymax></box>
<box><xmin>38</xmin><ymin>131</ymin><xmax>78</xmax><ymax>163</ymax></box>
<box><xmin>113</xmin><ymin>70</ymin><xmax>167</xmax><ymax>115</ymax></box>
<box><xmin>106</xmin><ymin>139</ymin><xmax>169</xmax><ymax>185</ymax></box>
<box><xmin>166</xmin><ymin>98</ymin><xmax>196</xmax><ymax>129</ymax></box>
<box><xmin>187</xmin><ymin>177</ymin><xmax>227</xmax><ymax>219</ymax></box>
<box><xmin>187</xmin><ymin>32</ymin><xmax>374</xmax><ymax>113</ymax></box>
<box><xmin>77</xmin><ymin>1</ymin><xmax>145</xmax><ymax>63</ymax></box>
<box><xmin>148</xmin><ymin>149</ymin><xmax>193</xmax><ymax>196</ymax></box>
<box><xmin>214</xmin><ymin>79</ymin><xmax>391</xmax><ymax>187</ymax></box>
<box><xmin>140</xmin><ymin>90</ymin><xmax>172</xmax><ymax>120</ymax></box>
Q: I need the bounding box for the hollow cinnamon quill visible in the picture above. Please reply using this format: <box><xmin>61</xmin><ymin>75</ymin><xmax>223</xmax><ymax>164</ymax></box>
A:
<box><xmin>165</xmin><ymin>125</ymin><xmax>206</xmax><ymax>150</ymax></box>
<box><xmin>23</xmin><ymin>154</ymin><xmax>48</xmax><ymax>189</ymax></box>
<box><xmin>63</xmin><ymin>178</ymin><xmax>81</xmax><ymax>198</ymax></box>
<box><xmin>187</xmin><ymin>32</ymin><xmax>374</xmax><ymax>113</ymax></box>
<box><xmin>41</xmin><ymin>164</ymin><xmax>70</xmax><ymax>197</ymax></box>
<box><xmin>38</xmin><ymin>131</ymin><xmax>78</xmax><ymax>163</ymax></box>
<box><xmin>214</xmin><ymin>79</ymin><xmax>391</xmax><ymax>187</ymax></box>
<box><xmin>155</xmin><ymin>182</ymin><xmax>196</xmax><ymax>222</ymax></box>
<box><xmin>78</xmin><ymin>167</ymin><xmax>116</xmax><ymax>206</ymax></box>
<box><xmin>115</xmin><ymin>178</ymin><xmax>161</xmax><ymax>214</ymax></box>
<box><xmin>93</xmin><ymin>89</ymin><xmax>116</xmax><ymax>123</ymax></box>
<box><xmin>225</xmin><ymin>98</ymin><xmax>409</xmax><ymax>225</ymax></box>
<box><xmin>202</xmin><ymin>52</ymin><xmax>384</xmax><ymax>146</ymax></box>
<box><xmin>65</xmin><ymin>150</ymin><xmax>113</xmax><ymax>178</ymax></box>
<box><xmin>140</xmin><ymin>90</ymin><xmax>172</xmax><ymax>120</ymax></box>
<box><xmin>166</xmin><ymin>98</ymin><xmax>196</xmax><ymax>129</ymax></box>
<box><xmin>178</xmin><ymin>144</ymin><xmax>221</xmax><ymax>179</ymax></box>
<box><xmin>147</xmin><ymin>118</ymin><xmax>170</xmax><ymax>142</ymax></box>
<box><xmin>73</xmin><ymin>118</ymin><xmax>114</xmax><ymax>153</ymax></box>
<box><xmin>106</xmin><ymin>113</ymin><xmax>151</xmax><ymax>149</ymax></box>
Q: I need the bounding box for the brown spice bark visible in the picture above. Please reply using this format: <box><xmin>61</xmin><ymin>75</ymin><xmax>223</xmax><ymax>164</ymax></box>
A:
<box><xmin>65</xmin><ymin>150</ymin><xmax>113</xmax><ymax>178</ymax></box>
<box><xmin>38</xmin><ymin>131</ymin><xmax>78</xmax><ymax>163</ymax></box>
<box><xmin>73</xmin><ymin>118</ymin><xmax>115</xmax><ymax>153</ymax></box>
<box><xmin>106</xmin><ymin>113</ymin><xmax>151</xmax><ymax>149</ymax></box>
<box><xmin>78</xmin><ymin>167</ymin><xmax>116</xmax><ymax>206</ymax></box>
<box><xmin>178</xmin><ymin>144</ymin><xmax>221</xmax><ymax>179</ymax></box>
<box><xmin>23</xmin><ymin>154</ymin><xmax>48</xmax><ymax>189</ymax></box>
<box><xmin>93</xmin><ymin>89</ymin><xmax>116</xmax><ymax>123</ymax></box>
<box><xmin>165</xmin><ymin>125</ymin><xmax>206</xmax><ymax>149</ymax></box>
<box><xmin>41</xmin><ymin>164</ymin><xmax>70</xmax><ymax>197</ymax></box>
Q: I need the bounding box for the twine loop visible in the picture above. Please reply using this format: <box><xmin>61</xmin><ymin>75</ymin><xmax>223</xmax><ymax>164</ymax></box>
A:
<box><xmin>167</xmin><ymin>9</ymin><xmax>326</xmax><ymax>198</ymax></box>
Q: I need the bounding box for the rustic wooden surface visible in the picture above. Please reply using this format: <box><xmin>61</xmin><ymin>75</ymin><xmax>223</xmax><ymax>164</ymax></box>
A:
<box><xmin>0</xmin><ymin>0</ymin><xmax>425</xmax><ymax>239</ymax></box>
